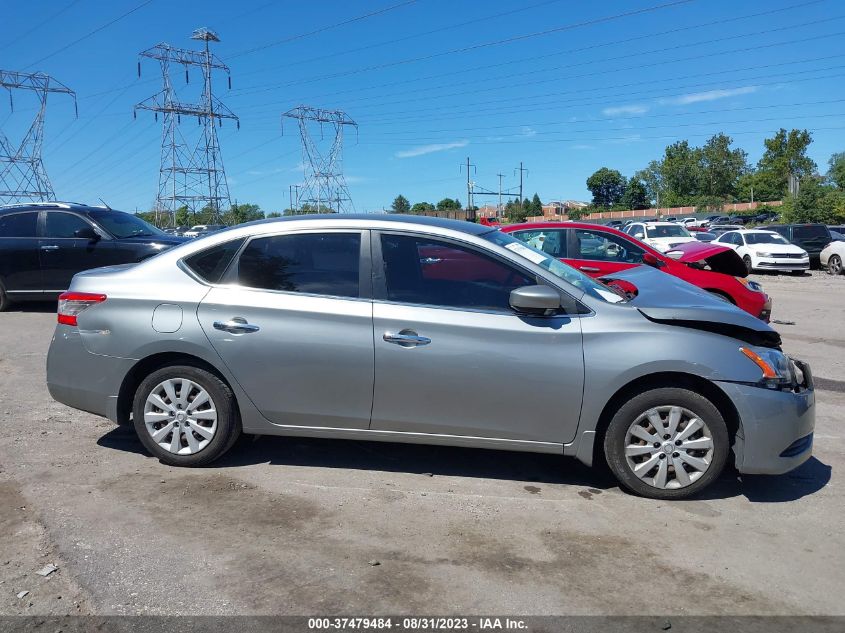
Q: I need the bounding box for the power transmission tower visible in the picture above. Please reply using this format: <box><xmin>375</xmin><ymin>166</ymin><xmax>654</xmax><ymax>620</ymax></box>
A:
<box><xmin>282</xmin><ymin>105</ymin><xmax>357</xmax><ymax>213</ymax></box>
<box><xmin>0</xmin><ymin>70</ymin><xmax>76</xmax><ymax>204</ymax></box>
<box><xmin>135</xmin><ymin>28</ymin><xmax>238</xmax><ymax>226</ymax></box>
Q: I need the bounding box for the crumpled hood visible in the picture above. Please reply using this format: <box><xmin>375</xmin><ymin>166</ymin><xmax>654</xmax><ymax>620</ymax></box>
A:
<box><xmin>600</xmin><ymin>265</ymin><xmax>780</xmax><ymax>347</ymax></box>
<box><xmin>664</xmin><ymin>241</ymin><xmax>748</xmax><ymax>277</ymax></box>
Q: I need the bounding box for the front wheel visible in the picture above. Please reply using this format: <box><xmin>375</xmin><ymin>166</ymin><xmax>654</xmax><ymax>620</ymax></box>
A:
<box><xmin>604</xmin><ymin>387</ymin><xmax>729</xmax><ymax>500</ymax></box>
<box><xmin>132</xmin><ymin>365</ymin><xmax>241</xmax><ymax>466</ymax></box>
<box><xmin>829</xmin><ymin>254</ymin><xmax>843</xmax><ymax>275</ymax></box>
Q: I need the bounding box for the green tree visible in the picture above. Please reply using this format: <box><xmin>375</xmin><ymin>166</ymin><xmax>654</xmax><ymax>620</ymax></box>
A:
<box><xmin>621</xmin><ymin>178</ymin><xmax>650</xmax><ymax>210</ymax></box>
<box><xmin>266</xmin><ymin>211</ymin><xmax>282</xmax><ymax>218</ymax></box>
<box><xmin>586</xmin><ymin>167</ymin><xmax>626</xmax><ymax>208</ymax></box>
<box><xmin>757</xmin><ymin>128</ymin><xmax>816</xmax><ymax>197</ymax></box>
<box><xmin>661</xmin><ymin>140</ymin><xmax>700</xmax><ymax>205</ymax></box>
<box><xmin>436</xmin><ymin>197</ymin><xmax>462</xmax><ymax>211</ymax></box>
<box><xmin>505</xmin><ymin>199</ymin><xmax>528</xmax><ymax>223</ymax></box>
<box><xmin>736</xmin><ymin>170</ymin><xmax>783</xmax><ymax>203</ymax></box>
<box><xmin>224</xmin><ymin>202</ymin><xmax>263</xmax><ymax>226</ymax></box>
<box><xmin>175</xmin><ymin>205</ymin><xmax>190</xmax><ymax>227</ymax></box>
<box><xmin>531</xmin><ymin>193</ymin><xmax>543</xmax><ymax>214</ymax></box>
<box><xmin>633</xmin><ymin>160</ymin><xmax>663</xmax><ymax>206</ymax></box>
<box><xmin>781</xmin><ymin>177</ymin><xmax>845</xmax><ymax>224</ymax></box>
<box><xmin>391</xmin><ymin>194</ymin><xmax>411</xmax><ymax>214</ymax></box>
<box><xmin>698</xmin><ymin>133</ymin><xmax>748</xmax><ymax>198</ymax></box>
<box><xmin>827</xmin><ymin>152</ymin><xmax>845</xmax><ymax>189</ymax></box>
<box><xmin>410</xmin><ymin>201</ymin><xmax>435</xmax><ymax>213</ymax></box>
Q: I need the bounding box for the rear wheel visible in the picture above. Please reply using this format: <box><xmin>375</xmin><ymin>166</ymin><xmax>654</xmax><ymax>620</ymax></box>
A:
<box><xmin>829</xmin><ymin>254</ymin><xmax>843</xmax><ymax>275</ymax></box>
<box><xmin>132</xmin><ymin>365</ymin><xmax>240</xmax><ymax>466</ymax></box>
<box><xmin>604</xmin><ymin>387</ymin><xmax>729</xmax><ymax>500</ymax></box>
<box><xmin>743</xmin><ymin>255</ymin><xmax>754</xmax><ymax>273</ymax></box>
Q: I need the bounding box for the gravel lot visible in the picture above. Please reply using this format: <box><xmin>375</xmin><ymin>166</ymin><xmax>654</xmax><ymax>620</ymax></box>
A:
<box><xmin>0</xmin><ymin>270</ymin><xmax>842</xmax><ymax>616</ymax></box>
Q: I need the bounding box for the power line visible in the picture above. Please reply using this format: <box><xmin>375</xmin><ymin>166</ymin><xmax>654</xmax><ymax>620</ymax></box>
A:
<box><xmin>0</xmin><ymin>0</ymin><xmax>82</xmax><ymax>53</ymax></box>
<box><xmin>228</xmin><ymin>0</ymin><xmax>420</xmax><ymax>59</ymax></box>
<box><xmin>24</xmin><ymin>0</ymin><xmax>155</xmax><ymax>70</ymax></box>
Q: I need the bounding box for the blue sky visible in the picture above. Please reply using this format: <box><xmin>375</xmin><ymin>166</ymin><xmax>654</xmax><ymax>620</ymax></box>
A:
<box><xmin>3</xmin><ymin>0</ymin><xmax>845</xmax><ymax>213</ymax></box>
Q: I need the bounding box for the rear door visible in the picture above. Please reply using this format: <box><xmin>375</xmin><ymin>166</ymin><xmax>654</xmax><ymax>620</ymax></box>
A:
<box><xmin>197</xmin><ymin>230</ymin><xmax>374</xmax><ymax>429</ymax></box>
<box><xmin>0</xmin><ymin>211</ymin><xmax>41</xmax><ymax>293</ymax></box>
<box><xmin>565</xmin><ymin>227</ymin><xmax>647</xmax><ymax>277</ymax></box>
<box><xmin>370</xmin><ymin>231</ymin><xmax>584</xmax><ymax>444</ymax></box>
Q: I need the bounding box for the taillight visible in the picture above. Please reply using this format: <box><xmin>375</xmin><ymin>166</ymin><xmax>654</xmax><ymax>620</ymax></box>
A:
<box><xmin>57</xmin><ymin>292</ymin><xmax>107</xmax><ymax>326</ymax></box>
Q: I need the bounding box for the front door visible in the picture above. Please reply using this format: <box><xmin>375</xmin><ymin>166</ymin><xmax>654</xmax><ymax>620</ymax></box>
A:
<box><xmin>197</xmin><ymin>230</ymin><xmax>374</xmax><ymax>430</ymax></box>
<box><xmin>39</xmin><ymin>211</ymin><xmax>102</xmax><ymax>292</ymax></box>
<box><xmin>370</xmin><ymin>232</ymin><xmax>584</xmax><ymax>444</ymax></box>
<box><xmin>564</xmin><ymin>227</ymin><xmax>647</xmax><ymax>278</ymax></box>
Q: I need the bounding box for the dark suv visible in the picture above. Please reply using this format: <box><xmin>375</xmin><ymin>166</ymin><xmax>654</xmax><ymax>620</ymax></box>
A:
<box><xmin>0</xmin><ymin>202</ymin><xmax>186</xmax><ymax>310</ymax></box>
<box><xmin>768</xmin><ymin>223</ymin><xmax>833</xmax><ymax>267</ymax></box>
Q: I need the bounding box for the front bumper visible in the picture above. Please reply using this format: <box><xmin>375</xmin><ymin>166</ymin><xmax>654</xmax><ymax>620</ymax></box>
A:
<box><xmin>754</xmin><ymin>256</ymin><xmax>810</xmax><ymax>271</ymax></box>
<box><xmin>46</xmin><ymin>325</ymin><xmax>135</xmax><ymax>423</ymax></box>
<box><xmin>718</xmin><ymin>368</ymin><xmax>815</xmax><ymax>475</ymax></box>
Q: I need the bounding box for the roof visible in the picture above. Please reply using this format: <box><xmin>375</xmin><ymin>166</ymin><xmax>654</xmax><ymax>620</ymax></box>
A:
<box><xmin>245</xmin><ymin>213</ymin><xmax>492</xmax><ymax>235</ymax></box>
<box><xmin>0</xmin><ymin>201</ymin><xmax>104</xmax><ymax>213</ymax></box>
<box><xmin>734</xmin><ymin>229</ymin><xmax>778</xmax><ymax>234</ymax></box>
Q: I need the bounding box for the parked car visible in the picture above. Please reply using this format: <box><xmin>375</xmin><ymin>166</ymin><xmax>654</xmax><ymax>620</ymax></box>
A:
<box><xmin>184</xmin><ymin>224</ymin><xmax>226</xmax><ymax>238</ymax></box>
<box><xmin>623</xmin><ymin>221</ymin><xmax>698</xmax><ymax>252</ymax></box>
<box><xmin>708</xmin><ymin>215</ymin><xmax>731</xmax><ymax>225</ymax></box>
<box><xmin>728</xmin><ymin>215</ymin><xmax>753</xmax><ymax>226</ymax></box>
<box><xmin>664</xmin><ymin>216</ymin><xmax>679</xmax><ymax>223</ymax></box>
<box><xmin>713</xmin><ymin>230</ymin><xmax>809</xmax><ymax>274</ymax></box>
<box><xmin>821</xmin><ymin>240</ymin><xmax>845</xmax><ymax>275</ymax></box>
<box><xmin>478</xmin><ymin>217</ymin><xmax>500</xmax><ymax>227</ymax></box>
<box><xmin>708</xmin><ymin>224</ymin><xmax>744</xmax><ymax>237</ymax></box>
<box><xmin>501</xmin><ymin>222</ymin><xmax>771</xmax><ymax>320</ymax></box>
<box><xmin>827</xmin><ymin>225</ymin><xmax>845</xmax><ymax>236</ymax></box>
<box><xmin>605</xmin><ymin>220</ymin><xmax>624</xmax><ymax>228</ymax></box>
<box><xmin>0</xmin><ymin>201</ymin><xmax>186</xmax><ymax>311</ymax></box>
<box><xmin>46</xmin><ymin>215</ymin><xmax>813</xmax><ymax>500</ymax></box>
<box><xmin>754</xmin><ymin>211</ymin><xmax>779</xmax><ymax>224</ymax></box>
<box><xmin>693</xmin><ymin>231</ymin><xmax>717</xmax><ymax>242</ymax></box>
<box><xmin>679</xmin><ymin>217</ymin><xmax>698</xmax><ymax>226</ymax></box>
<box><xmin>767</xmin><ymin>224</ymin><xmax>833</xmax><ymax>268</ymax></box>
<box><xmin>830</xmin><ymin>230</ymin><xmax>845</xmax><ymax>242</ymax></box>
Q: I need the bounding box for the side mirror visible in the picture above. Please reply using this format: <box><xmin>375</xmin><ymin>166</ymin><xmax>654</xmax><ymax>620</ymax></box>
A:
<box><xmin>74</xmin><ymin>227</ymin><xmax>101</xmax><ymax>242</ymax></box>
<box><xmin>509</xmin><ymin>285</ymin><xmax>561</xmax><ymax>316</ymax></box>
<box><xmin>642</xmin><ymin>252</ymin><xmax>665</xmax><ymax>268</ymax></box>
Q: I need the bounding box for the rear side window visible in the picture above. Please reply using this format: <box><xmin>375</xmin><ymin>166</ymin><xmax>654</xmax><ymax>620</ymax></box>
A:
<box><xmin>510</xmin><ymin>229</ymin><xmax>565</xmax><ymax>257</ymax></box>
<box><xmin>183</xmin><ymin>238</ymin><xmax>245</xmax><ymax>283</ymax></box>
<box><xmin>793</xmin><ymin>225</ymin><xmax>830</xmax><ymax>240</ymax></box>
<box><xmin>0</xmin><ymin>212</ymin><xmax>38</xmax><ymax>237</ymax></box>
<box><xmin>237</xmin><ymin>233</ymin><xmax>361</xmax><ymax>297</ymax></box>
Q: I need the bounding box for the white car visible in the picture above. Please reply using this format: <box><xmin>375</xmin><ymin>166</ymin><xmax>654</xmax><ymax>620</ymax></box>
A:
<box><xmin>183</xmin><ymin>224</ymin><xmax>226</xmax><ymax>238</ymax></box>
<box><xmin>624</xmin><ymin>221</ymin><xmax>698</xmax><ymax>252</ymax></box>
<box><xmin>713</xmin><ymin>229</ymin><xmax>809</xmax><ymax>274</ymax></box>
<box><xmin>821</xmin><ymin>239</ymin><xmax>845</xmax><ymax>275</ymax></box>
<box><xmin>679</xmin><ymin>217</ymin><xmax>699</xmax><ymax>226</ymax></box>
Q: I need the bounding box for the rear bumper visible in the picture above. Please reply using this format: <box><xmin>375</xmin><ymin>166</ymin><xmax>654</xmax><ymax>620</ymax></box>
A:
<box><xmin>717</xmin><ymin>379</ymin><xmax>815</xmax><ymax>475</ymax></box>
<box><xmin>46</xmin><ymin>325</ymin><xmax>135</xmax><ymax>423</ymax></box>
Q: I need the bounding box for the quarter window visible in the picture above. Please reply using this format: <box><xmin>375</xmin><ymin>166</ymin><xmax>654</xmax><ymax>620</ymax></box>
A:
<box><xmin>0</xmin><ymin>212</ymin><xmax>38</xmax><ymax>238</ymax></box>
<box><xmin>183</xmin><ymin>238</ymin><xmax>245</xmax><ymax>283</ymax></box>
<box><xmin>237</xmin><ymin>232</ymin><xmax>361</xmax><ymax>298</ymax></box>
<box><xmin>380</xmin><ymin>234</ymin><xmax>532</xmax><ymax>311</ymax></box>
<box><xmin>45</xmin><ymin>212</ymin><xmax>93</xmax><ymax>238</ymax></box>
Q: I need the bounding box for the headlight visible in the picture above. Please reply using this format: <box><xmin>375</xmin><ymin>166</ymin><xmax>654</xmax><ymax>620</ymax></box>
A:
<box><xmin>740</xmin><ymin>347</ymin><xmax>792</xmax><ymax>389</ymax></box>
<box><xmin>757</xmin><ymin>251</ymin><xmax>773</xmax><ymax>257</ymax></box>
<box><xmin>738</xmin><ymin>278</ymin><xmax>764</xmax><ymax>292</ymax></box>
<box><xmin>800</xmin><ymin>250</ymin><xmax>808</xmax><ymax>257</ymax></box>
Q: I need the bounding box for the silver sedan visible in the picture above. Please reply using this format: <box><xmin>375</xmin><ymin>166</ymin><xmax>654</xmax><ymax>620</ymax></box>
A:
<box><xmin>46</xmin><ymin>215</ymin><xmax>815</xmax><ymax>500</ymax></box>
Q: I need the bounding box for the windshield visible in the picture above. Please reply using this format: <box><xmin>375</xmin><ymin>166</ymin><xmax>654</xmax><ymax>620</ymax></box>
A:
<box><xmin>483</xmin><ymin>230</ymin><xmax>625</xmax><ymax>303</ymax></box>
<box><xmin>745</xmin><ymin>232</ymin><xmax>789</xmax><ymax>245</ymax></box>
<box><xmin>646</xmin><ymin>224</ymin><xmax>691</xmax><ymax>238</ymax></box>
<box><xmin>88</xmin><ymin>209</ymin><xmax>165</xmax><ymax>239</ymax></box>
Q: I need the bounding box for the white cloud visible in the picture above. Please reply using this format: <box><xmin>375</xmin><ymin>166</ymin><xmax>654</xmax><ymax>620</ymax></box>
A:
<box><xmin>663</xmin><ymin>86</ymin><xmax>758</xmax><ymax>105</ymax></box>
<box><xmin>520</xmin><ymin>126</ymin><xmax>537</xmax><ymax>137</ymax></box>
<box><xmin>395</xmin><ymin>139</ymin><xmax>469</xmax><ymax>158</ymax></box>
<box><xmin>602</xmin><ymin>104</ymin><xmax>649</xmax><ymax>117</ymax></box>
<box><xmin>570</xmin><ymin>144</ymin><xmax>595</xmax><ymax>150</ymax></box>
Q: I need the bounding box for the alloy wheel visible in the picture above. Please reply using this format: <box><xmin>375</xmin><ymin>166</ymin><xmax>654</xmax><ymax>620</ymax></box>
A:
<box><xmin>143</xmin><ymin>378</ymin><xmax>218</xmax><ymax>455</ymax></box>
<box><xmin>624</xmin><ymin>405</ymin><xmax>715</xmax><ymax>490</ymax></box>
<box><xmin>830</xmin><ymin>255</ymin><xmax>843</xmax><ymax>275</ymax></box>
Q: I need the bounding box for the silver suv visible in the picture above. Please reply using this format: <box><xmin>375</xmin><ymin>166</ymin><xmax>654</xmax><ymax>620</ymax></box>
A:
<box><xmin>46</xmin><ymin>215</ymin><xmax>815</xmax><ymax>499</ymax></box>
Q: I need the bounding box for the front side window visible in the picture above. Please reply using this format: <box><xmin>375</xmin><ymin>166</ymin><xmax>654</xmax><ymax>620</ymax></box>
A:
<box><xmin>237</xmin><ymin>232</ymin><xmax>361</xmax><ymax>298</ymax></box>
<box><xmin>86</xmin><ymin>209</ymin><xmax>163</xmax><ymax>238</ymax></box>
<box><xmin>509</xmin><ymin>229</ymin><xmax>565</xmax><ymax>257</ymax></box>
<box><xmin>45</xmin><ymin>212</ymin><xmax>92</xmax><ymax>238</ymax></box>
<box><xmin>0</xmin><ymin>212</ymin><xmax>38</xmax><ymax>238</ymax></box>
<box><xmin>793</xmin><ymin>225</ymin><xmax>830</xmax><ymax>240</ymax></box>
<box><xmin>573</xmin><ymin>229</ymin><xmax>645</xmax><ymax>263</ymax></box>
<box><xmin>745</xmin><ymin>232</ymin><xmax>789</xmax><ymax>245</ymax></box>
<box><xmin>380</xmin><ymin>234</ymin><xmax>533</xmax><ymax>311</ymax></box>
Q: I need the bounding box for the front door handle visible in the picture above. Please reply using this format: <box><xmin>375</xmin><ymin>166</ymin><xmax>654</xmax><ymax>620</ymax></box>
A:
<box><xmin>579</xmin><ymin>266</ymin><xmax>601</xmax><ymax>272</ymax></box>
<box><xmin>213</xmin><ymin>317</ymin><xmax>260</xmax><ymax>334</ymax></box>
<box><xmin>383</xmin><ymin>330</ymin><xmax>431</xmax><ymax>347</ymax></box>
<box><xmin>40</xmin><ymin>245</ymin><xmax>59</xmax><ymax>251</ymax></box>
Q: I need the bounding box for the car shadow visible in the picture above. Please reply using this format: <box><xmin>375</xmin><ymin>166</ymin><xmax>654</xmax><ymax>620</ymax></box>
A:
<box><xmin>6</xmin><ymin>301</ymin><xmax>57</xmax><ymax>313</ymax></box>
<box><xmin>97</xmin><ymin>427</ymin><xmax>831</xmax><ymax>502</ymax></box>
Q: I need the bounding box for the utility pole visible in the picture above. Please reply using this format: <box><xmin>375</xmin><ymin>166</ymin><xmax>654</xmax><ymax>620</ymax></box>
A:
<box><xmin>460</xmin><ymin>156</ymin><xmax>476</xmax><ymax>220</ymax></box>
<box><xmin>0</xmin><ymin>70</ymin><xmax>76</xmax><ymax>203</ymax></box>
<box><xmin>497</xmin><ymin>172</ymin><xmax>505</xmax><ymax>216</ymax></box>
<box><xmin>514</xmin><ymin>162</ymin><xmax>528</xmax><ymax>203</ymax></box>
<box><xmin>288</xmin><ymin>184</ymin><xmax>300</xmax><ymax>213</ymax></box>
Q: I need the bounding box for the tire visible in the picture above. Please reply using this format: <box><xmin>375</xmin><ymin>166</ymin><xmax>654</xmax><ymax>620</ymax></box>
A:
<box><xmin>603</xmin><ymin>387</ymin><xmax>729</xmax><ymax>500</ymax></box>
<box><xmin>132</xmin><ymin>365</ymin><xmax>241</xmax><ymax>466</ymax></box>
<box><xmin>742</xmin><ymin>255</ymin><xmax>754</xmax><ymax>274</ymax></box>
<box><xmin>829</xmin><ymin>255</ymin><xmax>843</xmax><ymax>276</ymax></box>
<box><xmin>0</xmin><ymin>279</ymin><xmax>8</xmax><ymax>312</ymax></box>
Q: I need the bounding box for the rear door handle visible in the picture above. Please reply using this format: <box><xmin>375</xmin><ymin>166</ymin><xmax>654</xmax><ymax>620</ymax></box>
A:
<box><xmin>579</xmin><ymin>266</ymin><xmax>601</xmax><ymax>272</ymax></box>
<box><xmin>40</xmin><ymin>245</ymin><xmax>59</xmax><ymax>251</ymax></box>
<box><xmin>213</xmin><ymin>317</ymin><xmax>260</xmax><ymax>334</ymax></box>
<box><xmin>383</xmin><ymin>330</ymin><xmax>431</xmax><ymax>347</ymax></box>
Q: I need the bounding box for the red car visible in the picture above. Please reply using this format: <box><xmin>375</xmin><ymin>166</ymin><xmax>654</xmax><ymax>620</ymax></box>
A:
<box><xmin>500</xmin><ymin>222</ymin><xmax>771</xmax><ymax>320</ymax></box>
